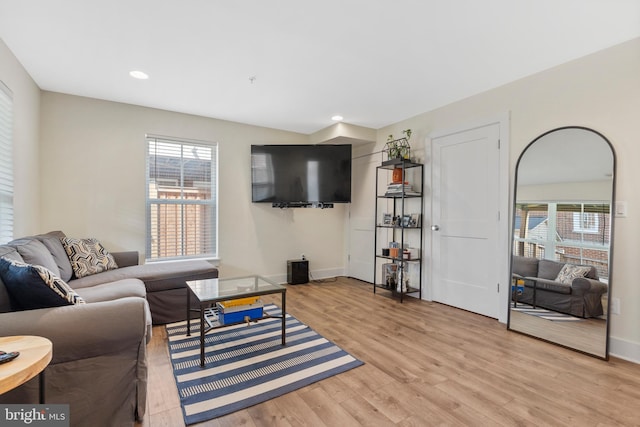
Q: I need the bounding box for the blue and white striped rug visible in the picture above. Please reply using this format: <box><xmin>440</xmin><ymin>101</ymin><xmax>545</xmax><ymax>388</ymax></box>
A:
<box><xmin>512</xmin><ymin>302</ymin><xmax>584</xmax><ymax>321</ymax></box>
<box><xmin>166</xmin><ymin>304</ymin><xmax>364</xmax><ymax>425</ymax></box>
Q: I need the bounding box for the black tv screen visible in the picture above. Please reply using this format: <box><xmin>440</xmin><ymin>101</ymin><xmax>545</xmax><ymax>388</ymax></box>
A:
<box><xmin>251</xmin><ymin>144</ymin><xmax>352</xmax><ymax>205</ymax></box>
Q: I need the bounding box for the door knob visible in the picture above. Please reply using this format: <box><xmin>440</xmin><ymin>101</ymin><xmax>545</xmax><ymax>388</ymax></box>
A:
<box><xmin>431</xmin><ymin>225</ymin><xmax>440</xmax><ymax>231</ymax></box>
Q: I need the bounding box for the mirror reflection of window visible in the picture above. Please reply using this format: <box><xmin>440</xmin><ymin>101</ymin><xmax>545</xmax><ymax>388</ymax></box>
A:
<box><xmin>252</xmin><ymin>153</ymin><xmax>275</xmax><ymax>200</ymax></box>
<box><xmin>307</xmin><ymin>160</ymin><xmax>319</xmax><ymax>202</ymax></box>
<box><xmin>573</xmin><ymin>212</ymin><xmax>599</xmax><ymax>233</ymax></box>
<box><xmin>513</xmin><ymin>202</ymin><xmax>610</xmax><ymax>280</ymax></box>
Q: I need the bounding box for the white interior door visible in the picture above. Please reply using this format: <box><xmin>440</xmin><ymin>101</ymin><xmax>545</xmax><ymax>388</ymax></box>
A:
<box><xmin>431</xmin><ymin>123</ymin><xmax>501</xmax><ymax>318</ymax></box>
<box><xmin>348</xmin><ymin>217</ymin><xmax>374</xmax><ymax>282</ymax></box>
<box><xmin>347</xmin><ymin>153</ymin><xmax>376</xmax><ymax>282</ymax></box>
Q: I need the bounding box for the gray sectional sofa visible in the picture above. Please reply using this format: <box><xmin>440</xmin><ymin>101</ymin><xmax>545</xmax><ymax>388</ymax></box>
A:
<box><xmin>511</xmin><ymin>255</ymin><xmax>607</xmax><ymax>318</ymax></box>
<box><xmin>0</xmin><ymin>230</ymin><xmax>218</xmax><ymax>427</ymax></box>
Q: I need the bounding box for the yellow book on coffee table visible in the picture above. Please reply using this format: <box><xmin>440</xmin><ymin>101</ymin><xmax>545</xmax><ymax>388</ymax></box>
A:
<box><xmin>218</xmin><ymin>296</ymin><xmax>260</xmax><ymax>309</ymax></box>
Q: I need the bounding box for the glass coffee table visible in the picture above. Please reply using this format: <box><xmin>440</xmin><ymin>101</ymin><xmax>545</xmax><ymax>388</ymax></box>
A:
<box><xmin>186</xmin><ymin>275</ymin><xmax>286</xmax><ymax>367</ymax></box>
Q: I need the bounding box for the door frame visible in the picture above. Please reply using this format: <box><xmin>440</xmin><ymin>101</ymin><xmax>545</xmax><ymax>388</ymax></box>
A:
<box><xmin>424</xmin><ymin>113</ymin><xmax>511</xmax><ymax>323</ymax></box>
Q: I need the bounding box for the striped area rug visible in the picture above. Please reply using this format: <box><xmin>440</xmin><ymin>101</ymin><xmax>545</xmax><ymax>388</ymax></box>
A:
<box><xmin>512</xmin><ymin>303</ymin><xmax>584</xmax><ymax>321</ymax></box>
<box><xmin>166</xmin><ymin>304</ymin><xmax>364</xmax><ymax>425</ymax></box>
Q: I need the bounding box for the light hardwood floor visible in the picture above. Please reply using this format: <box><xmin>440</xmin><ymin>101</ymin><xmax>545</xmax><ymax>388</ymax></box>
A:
<box><xmin>509</xmin><ymin>310</ymin><xmax>607</xmax><ymax>357</ymax></box>
<box><xmin>140</xmin><ymin>277</ymin><xmax>640</xmax><ymax>426</ymax></box>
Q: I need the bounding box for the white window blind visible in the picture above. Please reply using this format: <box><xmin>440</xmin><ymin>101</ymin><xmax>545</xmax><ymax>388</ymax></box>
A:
<box><xmin>146</xmin><ymin>136</ymin><xmax>218</xmax><ymax>260</ymax></box>
<box><xmin>0</xmin><ymin>81</ymin><xmax>13</xmax><ymax>244</ymax></box>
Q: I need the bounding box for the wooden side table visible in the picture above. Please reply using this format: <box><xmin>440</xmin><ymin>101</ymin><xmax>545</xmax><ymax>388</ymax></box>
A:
<box><xmin>0</xmin><ymin>336</ymin><xmax>53</xmax><ymax>403</ymax></box>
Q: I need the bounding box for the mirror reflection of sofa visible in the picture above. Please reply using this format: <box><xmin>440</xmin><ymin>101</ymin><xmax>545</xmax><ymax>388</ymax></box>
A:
<box><xmin>512</xmin><ymin>255</ymin><xmax>607</xmax><ymax>318</ymax></box>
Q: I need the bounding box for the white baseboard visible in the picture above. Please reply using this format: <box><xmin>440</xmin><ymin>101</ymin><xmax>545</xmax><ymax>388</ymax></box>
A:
<box><xmin>609</xmin><ymin>336</ymin><xmax>640</xmax><ymax>363</ymax></box>
<box><xmin>308</xmin><ymin>267</ymin><xmax>344</xmax><ymax>281</ymax></box>
<box><xmin>267</xmin><ymin>267</ymin><xmax>345</xmax><ymax>286</ymax></box>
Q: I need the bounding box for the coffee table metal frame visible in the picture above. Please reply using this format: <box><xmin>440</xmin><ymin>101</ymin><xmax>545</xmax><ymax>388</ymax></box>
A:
<box><xmin>186</xmin><ymin>275</ymin><xmax>286</xmax><ymax>367</ymax></box>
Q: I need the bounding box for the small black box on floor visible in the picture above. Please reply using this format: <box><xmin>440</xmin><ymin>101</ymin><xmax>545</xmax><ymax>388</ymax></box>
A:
<box><xmin>287</xmin><ymin>259</ymin><xmax>309</xmax><ymax>285</ymax></box>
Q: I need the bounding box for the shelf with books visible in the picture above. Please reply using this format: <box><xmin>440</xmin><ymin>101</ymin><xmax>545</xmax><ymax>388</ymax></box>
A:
<box><xmin>373</xmin><ymin>161</ymin><xmax>423</xmax><ymax>302</ymax></box>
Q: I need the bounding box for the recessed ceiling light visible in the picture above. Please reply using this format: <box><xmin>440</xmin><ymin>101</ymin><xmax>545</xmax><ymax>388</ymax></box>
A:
<box><xmin>331</xmin><ymin>115</ymin><xmax>343</xmax><ymax>121</ymax></box>
<box><xmin>129</xmin><ymin>70</ymin><xmax>149</xmax><ymax>80</ymax></box>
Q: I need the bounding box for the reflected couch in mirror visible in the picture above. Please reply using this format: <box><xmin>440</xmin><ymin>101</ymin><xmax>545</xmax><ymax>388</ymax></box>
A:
<box><xmin>508</xmin><ymin>127</ymin><xmax>615</xmax><ymax>359</ymax></box>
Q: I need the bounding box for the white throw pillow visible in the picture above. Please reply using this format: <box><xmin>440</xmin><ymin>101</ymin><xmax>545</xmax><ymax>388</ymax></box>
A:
<box><xmin>555</xmin><ymin>264</ymin><xmax>592</xmax><ymax>284</ymax></box>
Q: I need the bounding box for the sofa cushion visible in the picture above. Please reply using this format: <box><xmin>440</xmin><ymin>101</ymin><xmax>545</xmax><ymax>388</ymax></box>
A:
<box><xmin>9</xmin><ymin>238</ymin><xmax>61</xmax><ymax>277</ymax></box>
<box><xmin>35</xmin><ymin>231</ymin><xmax>74</xmax><ymax>282</ymax></box>
<box><xmin>555</xmin><ymin>264</ymin><xmax>592</xmax><ymax>284</ymax></box>
<box><xmin>537</xmin><ymin>259</ymin><xmax>565</xmax><ymax>280</ymax></box>
<box><xmin>584</xmin><ymin>265</ymin><xmax>598</xmax><ymax>280</ymax></box>
<box><xmin>0</xmin><ymin>245</ymin><xmax>24</xmax><ymax>263</ymax></box>
<box><xmin>512</xmin><ymin>256</ymin><xmax>539</xmax><ymax>278</ymax></box>
<box><xmin>69</xmin><ymin>260</ymin><xmax>218</xmax><ymax>292</ymax></box>
<box><xmin>0</xmin><ymin>257</ymin><xmax>85</xmax><ymax>310</ymax></box>
<box><xmin>125</xmin><ymin>261</ymin><xmax>218</xmax><ymax>292</ymax></box>
<box><xmin>74</xmin><ymin>278</ymin><xmax>147</xmax><ymax>302</ymax></box>
<box><xmin>61</xmin><ymin>237</ymin><xmax>118</xmax><ymax>279</ymax></box>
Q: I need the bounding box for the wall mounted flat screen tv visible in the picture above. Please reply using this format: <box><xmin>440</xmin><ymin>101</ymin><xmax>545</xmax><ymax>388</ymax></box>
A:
<box><xmin>251</xmin><ymin>144</ymin><xmax>352</xmax><ymax>206</ymax></box>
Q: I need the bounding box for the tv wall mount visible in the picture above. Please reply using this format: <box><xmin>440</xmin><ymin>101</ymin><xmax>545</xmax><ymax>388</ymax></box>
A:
<box><xmin>272</xmin><ymin>202</ymin><xmax>334</xmax><ymax>209</ymax></box>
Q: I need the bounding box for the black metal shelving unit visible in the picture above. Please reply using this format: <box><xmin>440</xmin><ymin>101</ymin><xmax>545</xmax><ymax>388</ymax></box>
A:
<box><xmin>373</xmin><ymin>159</ymin><xmax>424</xmax><ymax>302</ymax></box>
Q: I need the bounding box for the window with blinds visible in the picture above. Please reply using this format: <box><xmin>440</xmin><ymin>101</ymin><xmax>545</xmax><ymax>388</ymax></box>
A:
<box><xmin>146</xmin><ymin>136</ymin><xmax>218</xmax><ymax>260</ymax></box>
<box><xmin>0</xmin><ymin>81</ymin><xmax>13</xmax><ymax>244</ymax></box>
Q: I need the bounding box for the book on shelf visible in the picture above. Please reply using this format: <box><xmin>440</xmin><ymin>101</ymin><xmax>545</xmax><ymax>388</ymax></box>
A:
<box><xmin>385</xmin><ymin>191</ymin><xmax>421</xmax><ymax>196</ymax></box>
<box><xmin>385</xmin><ymin>183</ymin><xmax>420</xmax><ymax>196</ymax></box>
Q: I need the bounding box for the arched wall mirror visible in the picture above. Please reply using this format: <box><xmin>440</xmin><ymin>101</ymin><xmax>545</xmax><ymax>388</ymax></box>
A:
<box><xmin>508</xmin><ymin>126</ymin><xmax>615</xmax><ymax>359</ymax></box>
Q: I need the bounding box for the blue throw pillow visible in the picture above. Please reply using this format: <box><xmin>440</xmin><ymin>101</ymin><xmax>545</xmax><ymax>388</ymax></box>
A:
<box><xmin>0</xmin><ymin>257</ymin><xmax>85</xmax><ymax>310</ymax></box>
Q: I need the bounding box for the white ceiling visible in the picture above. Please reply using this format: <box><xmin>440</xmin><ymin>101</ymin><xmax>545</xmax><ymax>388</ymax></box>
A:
<box><xmin>1</xmin><ymin>1</ymin><xmax>639</xmax><ymax>134</ymax></box>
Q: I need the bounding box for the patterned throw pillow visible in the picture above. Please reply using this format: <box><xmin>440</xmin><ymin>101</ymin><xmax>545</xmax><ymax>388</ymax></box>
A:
<box><xmin>0</xmin><ymin>257</ymin><xmax>85</xmax><ymax>310</ymax></box>
<box><xmin>555</xmin><ymin>264</ymin><xmax>592</xmax><ymax>284</ymax></box>
<box><xmin>61</xmin><ymin>237</ymin><xmax>119</xmax><ymax>279</ymax></box>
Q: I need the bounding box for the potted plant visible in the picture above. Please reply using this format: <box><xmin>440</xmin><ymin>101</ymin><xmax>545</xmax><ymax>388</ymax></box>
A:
<box><xmin>385</xmin><ymin>129</ymin><xmax>412</xmax><ymax>160</ymax></box>
<box><xmin>387</xmin><ymin>134</ymin><xmax>402</xmax><ymax>159</ymax></box>
<box><xmin>385</xmin><ymin>129</ymin><xmax>412</xmax><ymax>183</ymax></box>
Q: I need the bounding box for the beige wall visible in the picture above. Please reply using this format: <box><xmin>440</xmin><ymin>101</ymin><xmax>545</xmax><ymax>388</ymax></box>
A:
<box><xmin>373</xmin><ymin>37</ymin><xmax>640</xmax><ymax>358</ymax></box>
<box><xmin>38</xmin><ymin>93</ymin><xmax>347</xmax><ymax>280</ymax></box>
<box><xmin>0</xmin><ymin>39</ymin><xmax>41</xmax><ymax>237</ymax></box>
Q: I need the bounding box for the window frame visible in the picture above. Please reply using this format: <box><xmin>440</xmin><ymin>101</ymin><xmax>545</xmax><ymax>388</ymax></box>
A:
<box><xmin>0</xmin><ymin>80</ymin><xmax>14</xmax><ymax>244</ymax></box>
<box><xmin>145</xmin><ymin>135</ymin><xmax>218</xmax><ymax>262</ymax></box>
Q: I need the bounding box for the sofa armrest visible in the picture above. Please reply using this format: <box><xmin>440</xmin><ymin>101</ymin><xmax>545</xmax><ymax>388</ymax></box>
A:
<box><xmin>111</xmin><ymin>251</ymin><xmax>140</xmax><ymax>267</ymax></box>
<box><xmin>0</xmin><ymin>297</ymin><xmax>147</xmax><ymax>364</ymax></box>
<box><xmin>571</xmin><ymin>277</ymin><xmax>608</xmax><ymax>296</ymax></box>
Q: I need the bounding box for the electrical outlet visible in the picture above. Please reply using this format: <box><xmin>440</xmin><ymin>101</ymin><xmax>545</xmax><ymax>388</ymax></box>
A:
<box><xmin>611</xmin><ymin>297</ymin><xmax>621</xmax><ymax>315</ymax></box>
